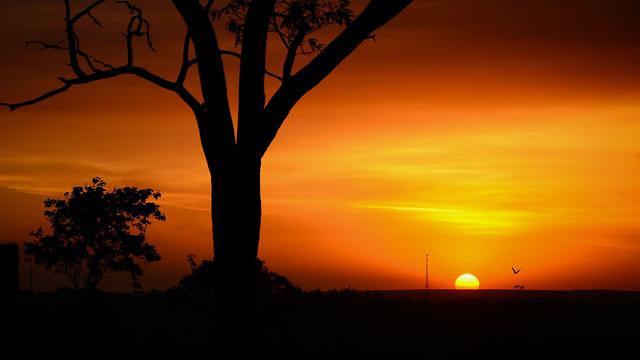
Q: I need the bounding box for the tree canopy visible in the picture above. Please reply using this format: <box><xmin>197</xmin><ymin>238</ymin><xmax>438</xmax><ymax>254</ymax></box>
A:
<box><xmin>24</xmin><ymin>177</ymin><xmax>165</xmax><ymax>290</ymax></box>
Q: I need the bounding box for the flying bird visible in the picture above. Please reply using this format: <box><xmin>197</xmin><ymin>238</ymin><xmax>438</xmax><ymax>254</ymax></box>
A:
<box><xmin>512</xmin><ymin>267</ymin><xmax>521</xmax><ymax>274</ymax></box>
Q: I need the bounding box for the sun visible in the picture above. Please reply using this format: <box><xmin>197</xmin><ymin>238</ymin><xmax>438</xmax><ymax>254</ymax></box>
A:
<box><xmin>455</xmin><ymin>273</ymin><xmax>480</xmax><ymax>290</ymax></box>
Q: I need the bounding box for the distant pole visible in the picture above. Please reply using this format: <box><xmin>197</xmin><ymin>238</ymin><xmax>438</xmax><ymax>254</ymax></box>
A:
<box><xmin>29</xmin><ymin>265</ymin><xmax>33</xmax><ymax>292</ymax></box>
<box><xmin>425</xmin><ymin>253</ymin><xmax>429</xmax><ymax>290</ymax></box>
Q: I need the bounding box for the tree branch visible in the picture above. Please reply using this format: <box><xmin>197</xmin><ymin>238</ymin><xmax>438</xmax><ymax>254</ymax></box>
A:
<box><xmin>282</xmin><ymin>31</ymin><xmax>305</xmax><ymax>81</ymax></box>
<box><xmin>70</xmin><ymin>0</ymin><xmax>106</xmax><ymax>24</ymax></box>
<box><xmin>237</xmin><ymin>0</ymin><xmax>277</xmax><ymax>148</ymax></box>
<box><xmin>270</xmin><ymin>14</ymin><xmax>291</xmax><ymax>50</ymax></box>
<box><xmin>2</xmin><ymin>1</ymin><xmax>201</xmax><ymax>116</ymax></box>
<box><xmin>173</xmin><ymin>0</ymin><xmax>235</xmax><ymax>155</ymax></box>
<box><xmin>1</xmin><ymin>66</ymin><xmax>201</xmax><ymax>114</ymax></box>
<box><xmin>186</xmin><ymin>50</ymin><xmax>283</xmax><ymax>82</ymax></box>
<box><xmin>117</xmin><ymin>0</ymin><xmax>155</xmax><ymax>66</ymax></box>
<box><xmin>26</xmin><ymin>40</ymin><xmax>114</xmax><ymax>72</ymax></box>
<box><xmin>0</xmin><ymin>83</ymin><xmax>72</xmax><ymax>112</ymax></box>
<box><xmin>259</xmin><ymin>0</ymin><xmax>413</xmax><ymax>155</ymax></box>
<box><xmin>176</xmin><ymin>31</ymin><xmax>191</xmax><ymax>84</ymax></box>
<box><xmin>63</xmin><ymin>0</ymin><xmax>86</xmax><ymax>77</ymax></box>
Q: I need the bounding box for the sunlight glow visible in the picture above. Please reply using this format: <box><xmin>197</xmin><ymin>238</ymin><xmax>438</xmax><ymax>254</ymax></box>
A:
<box><xmin>354</xmin><ymin>203</ymin><xmax>528</xmax><ymax>234</ymax></box>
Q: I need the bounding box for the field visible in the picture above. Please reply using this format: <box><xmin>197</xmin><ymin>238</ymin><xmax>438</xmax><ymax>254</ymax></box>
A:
<box><xmin>3</xmin><ymin>289</ymin><xmax>638</xmax><ymax>356</ymax></box>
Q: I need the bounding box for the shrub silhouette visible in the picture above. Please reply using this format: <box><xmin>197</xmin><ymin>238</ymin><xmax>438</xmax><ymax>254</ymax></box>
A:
<box><xmin>178</xmin><ymin>255</ymin><xmax>301</xmax><ymax>297</ymax></box>
<box><xmin>24</xmin><ymin>177</ymin><xmax>165</xmax><ymax>291</ymax></box>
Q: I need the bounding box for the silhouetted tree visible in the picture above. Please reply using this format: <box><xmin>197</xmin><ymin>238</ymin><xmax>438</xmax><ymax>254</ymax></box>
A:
<box><xmin>1</xmin><ymin>0</ymin><xmax>413</xmax><ymax>301</ymax></box>
<box><xmin>24</xmin><ymin>177</ymin><xmax>165</xmax><ymax>291</ymax></box>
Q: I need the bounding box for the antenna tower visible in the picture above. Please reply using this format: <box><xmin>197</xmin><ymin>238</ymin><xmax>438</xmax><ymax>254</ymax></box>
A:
<box><xmin>425</xmin><ymin>253</ymin><xmax>429</xmax><ymax>290</ymax></box>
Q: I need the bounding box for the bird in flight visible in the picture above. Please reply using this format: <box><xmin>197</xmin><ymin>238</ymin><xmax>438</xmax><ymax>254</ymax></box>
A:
<box><xmin>512</xmin><ymin>267</ymin><xmax>521</xmax><ymax>274</ymax></box>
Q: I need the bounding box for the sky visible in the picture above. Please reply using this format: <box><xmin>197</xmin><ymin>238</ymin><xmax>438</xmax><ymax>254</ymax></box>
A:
<box><xmin>0</xmin><ymin>0</ymin><xmax>639</xmax><ymax>291</ymax></box>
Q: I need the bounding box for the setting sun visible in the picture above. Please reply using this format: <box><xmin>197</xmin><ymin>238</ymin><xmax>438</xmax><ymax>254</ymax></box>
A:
<box><xmin>455</xmin><ymin>274</ymin><xmax>480</xmax><ymax>290</ymax></box>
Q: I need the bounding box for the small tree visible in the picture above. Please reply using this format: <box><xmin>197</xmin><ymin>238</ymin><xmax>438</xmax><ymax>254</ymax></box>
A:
<box><xmin>24</xmin><ymin>177</ymin><xmax>166</xmax><ymax>291</ymax></box>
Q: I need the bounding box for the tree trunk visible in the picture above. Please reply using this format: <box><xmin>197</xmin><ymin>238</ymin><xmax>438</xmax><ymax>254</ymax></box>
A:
<box><xmin>210</xmin><ymin>150</ymin><xmax>262</xmax><ymax>300</ymax></box>
<box><xmin>208</xmin><ymin>150</ymin><xmax>262</xmax><ymax>347</ymax></box>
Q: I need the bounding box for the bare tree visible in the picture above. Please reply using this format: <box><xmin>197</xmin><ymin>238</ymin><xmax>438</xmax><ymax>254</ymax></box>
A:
<box><xmin>1</xmin><ymin>0</ymin><xmax>413</xmax><ymax>301</ymax></box>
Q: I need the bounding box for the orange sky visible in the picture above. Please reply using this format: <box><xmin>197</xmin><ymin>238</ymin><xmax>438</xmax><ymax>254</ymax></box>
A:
<box><xmin>1</xmin><ymin>0</ymin><xmax>639</xmax><ymax>291</ymax></box>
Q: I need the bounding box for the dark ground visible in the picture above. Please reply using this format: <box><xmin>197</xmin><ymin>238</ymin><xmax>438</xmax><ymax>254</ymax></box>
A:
<box><xmin>2</xmin><ymin>289</ymin><xmax>639</xmax><ymax>357</ymax></box>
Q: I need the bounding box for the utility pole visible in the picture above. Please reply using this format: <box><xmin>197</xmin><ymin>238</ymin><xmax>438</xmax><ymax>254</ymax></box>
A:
<box><xmin>29</xmin><ymin>265</ymin><xmax>33</xmax><ymax>292</ymax></box>
<box><xmin>425</xmin><ymin>253</ymin><xmax>429</xmax><ymax>290</ymax></box>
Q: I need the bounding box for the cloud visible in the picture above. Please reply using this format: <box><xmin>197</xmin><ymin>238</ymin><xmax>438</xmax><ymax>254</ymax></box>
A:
<box><xmin>0</xmin><ymin>157</ymin><xmax>136</xmax><ymax>194</ymax></box>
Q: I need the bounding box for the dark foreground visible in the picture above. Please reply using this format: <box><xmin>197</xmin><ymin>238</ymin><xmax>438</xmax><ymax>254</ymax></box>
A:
<box><xmin>3</xmin><ymin>289</ymin><xmax>638</xmax><ymax>357</ymax></box>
